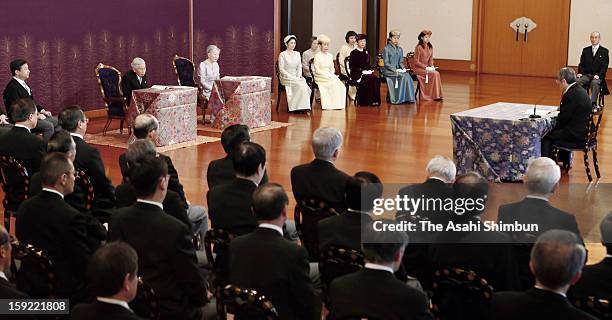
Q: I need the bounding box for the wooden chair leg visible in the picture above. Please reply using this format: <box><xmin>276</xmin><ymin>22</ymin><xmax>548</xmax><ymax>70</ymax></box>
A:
<box><xmin>583</xmin><ymin>150</ymin><xmax>592</xmax><ymax>182</ymax></box>
<box><xmin>593</xmin><ymin>149</ymin><xmax>601</xmax><ymax>179</ymax></box>
<box><xmin>119</xmin><ymin>119</ymin><xmax>124</xmax><ymax>135</ymax></box>
<box><xmin>276</xmin><ymin>90</ymin><xmax>281</xmax><ymax>112</ymax></box>
<box><xmin>102</xmin><ymin>117</ymin><xmax>112</xmax><ymax>136</ymax></box>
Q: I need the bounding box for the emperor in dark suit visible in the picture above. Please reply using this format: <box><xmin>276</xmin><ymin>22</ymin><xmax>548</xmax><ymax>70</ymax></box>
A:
<box><xmin>577</xmin><ymin>32</ymin><xmax>609</xmax><ymax>103</ymax></box>
<box><xmin>121</xmin><ymin>58</ymin><xmax>149</xmax><ymax>104</ymax></box>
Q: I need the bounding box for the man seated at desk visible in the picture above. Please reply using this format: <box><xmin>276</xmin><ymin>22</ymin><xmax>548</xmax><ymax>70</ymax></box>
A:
<box><xmin>541</xmin><ymin>67</ymin><xmax>592</xmax><ymax>163</ymax></box>
<box><xmin>122</xmin><ymin>57</ymin><xmax>149</xmax><ymax>104</ymax></box>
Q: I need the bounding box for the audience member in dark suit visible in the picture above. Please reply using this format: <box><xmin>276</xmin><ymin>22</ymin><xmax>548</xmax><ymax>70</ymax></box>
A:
<box><xmin>541</xmin><ymin>67</ymin><xmax>592</xmax><ymax>159</ymax></box>
<box><xmin>16</xmin><ymin>153</ymin><xmax>103</xmax><ymax>300</ymax></box>
<box><xmin>228</xmin><ymin>183</ymin><xmax>319</xmax><ymax>320</ymax></box>
<box><xmin>328</xmin><ymin>220</ymin><xmax>433</xmax><ymax>320</ymax></box>
<box><xmin>59</xmin><ymin>105</ymin><xmax>115</xmax><ymax>209</ymax></box>
<box><xmin>71</xmin><ymin>242</ymin><xmax>145</xmax><ymax>320</ymax></box>
<box><xmin>108</xmin><ymin>156</ymin><xmax>208</xmax><ymax>320</ymax></box>
<box><xmin>121</xmin><ymin>57</ymin><xmax>149</xmax><ymax>104</ymax></box>
<box><xmin>119</xmin><ymin>114</ymin><xmax>207</xmax><ymax>236</ymax></box>
<box><xmin>430</xmin><ymin>172</ymin><xmax>521</xmax><ymax>291</ymax></box>
<box><xmin>206</xmin><ymin>124</ymin><xmax>268</xmax><ymax>189</ymax></box>
<box><xmin>489</xmin><ymin>230</ymin><xmax>596</xmax><ymax>320</ymax></box>
<box><xmin>0</xmin><ymin>225</ymin><xmax>36</xmax><ymax>320</ymax></box>
<box><xmin>569</xmin><ymin>212</ymin><xmax>612</xmax><ymax>300</ymax></box>
<box><xmin>577</xmin><ymin>32</ymin><xmax>609</xmax><ymax>103</ymax></box>
<box><xmin>2</xmin><ymin>59</ymin><xmax>57</xmax><ymax>142</ymax></box>
<box><xmin>0</xmin><ymin>98</ymin><xmax>45</xmax><ymax>173</ymax></box>
<box><xmin>291</xmin><ymin>126</ymin><xmax>351</xmax><ymax>213</ymax></box>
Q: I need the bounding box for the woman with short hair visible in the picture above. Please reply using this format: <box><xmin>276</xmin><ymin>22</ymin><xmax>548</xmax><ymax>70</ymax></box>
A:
<box><xmin>199</xmin><ymin>45</ymin><xmax>221</xmax><ymax>99</ymax></box>
<box><xmin>313</xmin><ymin>34</ymin><xmax>346</xmax><ymax>110</ymax></box>
<box><xmin>349</xmin><ymin>34</ymin><xmax>381</xmax><ymax>106</ymax></box>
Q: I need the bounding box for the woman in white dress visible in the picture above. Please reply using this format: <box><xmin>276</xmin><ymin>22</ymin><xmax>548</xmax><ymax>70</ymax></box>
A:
<box><xmin>313</xmin><ymin>34</ymin><xmax>346</xmax><ymax>110</ymax></box>
<box><xmin>278</xmin><ymin>35</ymin><xmax>312</xmax><ymax>113</ymax></box>
<box><xmin>199</xmin><ymin>45</ymin><xmax>221</xmax><ymax>99</ymax></box>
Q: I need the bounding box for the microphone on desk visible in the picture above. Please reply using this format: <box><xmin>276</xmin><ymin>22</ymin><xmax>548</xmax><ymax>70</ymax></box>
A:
<box><xmin>528</xmin><ymin>103</ymin><xmax>541</xmax><ymax>120</ymax></box>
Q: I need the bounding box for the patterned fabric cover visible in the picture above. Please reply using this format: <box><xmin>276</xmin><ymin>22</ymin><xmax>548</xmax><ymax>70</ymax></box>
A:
<box><xmin>209</xmin><ymin>76</ymin><xmax>272</xmax><ymax>129</ymax></box>
<box><xmin>128</xmin><ymin>86</ymin><xmax>198</xmax><ymax>147</ymax></box>
<box><xmin>451</xmin><ymin>102</ymin><xmax>557</xmax><ymax>181</ymax></box>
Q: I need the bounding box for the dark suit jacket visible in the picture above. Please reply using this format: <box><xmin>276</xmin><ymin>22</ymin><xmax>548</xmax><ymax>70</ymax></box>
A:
<box><xmin>318</xmin><ymin>210</ymin><xmax>371</xmax><ymax>252</ymax></box>
<box><xmin>72</xmin><ymin>135</ymin><xmax>115</xmax><ymax>208</ymax></box>
<box><xmin>398</xmin><ymin>178</ymin><xmax>455</xmax><ymax>223</ymax></box>
<box><xmin>0</xmin><ymin>278</ymin><xmax>35</xmax><ymax>320</ymax></box>
<box><xmin>108</xmin><ymin>202</ymin><xmax>207</xmax><ymax>320</ymax></box>
<box><xmin>207</xmin><ymin>178</ymin><xmax>258</xmax><ymax>235</ymax></box>
<box><xmin>15</xmin><ymin>190</ymin><xmax>100</xmax><ymax>298</ymax></box>
<box><xmin>228</xmin><ymin>227</ymin><xmax>319</xmax><ymax>320</ymax></box>
<box><xmin>206</xmin><ymin>154</ymin><xmax>269</xmax><ymax>189</ymax></box>
<box><xmin>2</xmin><ymin>78</ymin><xmax>44</xmax><ymax>118</ymax></box>
<box><xmin>121</xmin><ymin>70</ymin><xmax>148</xmax><ymax>104</ymax></box>
<box><xmin>569</xmin><ymin>257</ymin><xmax>612</xmax><ymax>300</ymax></box>
<box><xmin>114</xmin><ymin>182</ymin><xmax>192</xmax><ymax>231</ymax></box>
<box><xmin>549</xmin><ymin>84</ymin><xmax>592</xmax><ymax>142</ymax></box>
<box><xmin>0</xmin><ymin>126</ymin><xmax>45</xmax><ymax>174</ymax></box>
<box><xmin>71</xmin><ymin>300</ymin><xmax>145</xmax><ymax>320</ymax></box>
<box><xmin>290</xmin><ymin>159</ymin><xmax>350</xmax><ymax>213</ymax></box>
<box><xmin>578</xmin><ymin>45</ymin><xmax>609</xmax><ymax>79</ymax></box>
<box><xmin>329</xmin><ymin>268</ymin><xmax>433</xmax><ymax>320</ymax></box>
<box><xmin>489</xmin><ymin>288</ymin><xmax>598</xmax><ymax>320</ymax></box>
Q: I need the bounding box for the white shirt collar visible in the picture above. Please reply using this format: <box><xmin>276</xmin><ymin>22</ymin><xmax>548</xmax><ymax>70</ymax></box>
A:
<box><xmin>13</xmin><ymin>124</ymin><xmax>31</xmax><ymax>132</ymax></box>
<box><xmin>96</xmin><ymin>297</ymin><xmax>133</xmax><ymax>312</ymax></box>
<box><xmin>13</xmin><ymin>77</ymin><xmax>30</xmax><ymax>94</ymax></box>
<box><xmin>534</xmin><ymin>284</ymin><xmax>567</xmax><ymax>298</ymax></box>
<box><xmin>429</xmin><ymin>176</ymin><xmax>446</xmax><ymax>183</ymax></box>
<box><xmin>136</xmin><ymin>199</ymin><xmax>163</xmax><ymax>210</ymax></box>
<box><xmin>42</xmin><ymin>188</ymin><xmax>64</xmax><ymax>199</ymax></box>
<box><xmin>592</xmin><ymin>44</ymin><xmax>600</xmax><ymax>51</ymax></box>
<box><xmin>0</xmin><ymin>272</ymin><xmax>7</xmax><ymax>281</ymax></box>
<box><xmin>364</xmin><ymin>262</ymin><xmax>394</xmax><ymax>274</ymax></box>
<box><xmin>69</xmin><ymin>132</ymin><xmax>84</xmax><ymax>140</ymax></box>
<box><xmin>606</xmin><ymin>254</ymin><xmax>612</xmax><ymax>258</ymax></box>
<box><xmin>526</xmin><ymin>195</ymin><xmax>549</xmax><ymax>202</ymax></box>
<box><xmin>259</xmin><ymin>223</ymin><xmax>283</xmax><ymax>236</ymax></box>
<box><xmin>563</xmin><ymin>82</ymin><xmax>576</xmax><ymax>95</ymax></box>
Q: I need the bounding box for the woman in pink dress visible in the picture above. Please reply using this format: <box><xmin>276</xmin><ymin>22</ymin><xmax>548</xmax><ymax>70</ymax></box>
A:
<box><xmin>413</xmin><ymin>30</ymin><xmax>443</xmax><ymax>101</ymax></box>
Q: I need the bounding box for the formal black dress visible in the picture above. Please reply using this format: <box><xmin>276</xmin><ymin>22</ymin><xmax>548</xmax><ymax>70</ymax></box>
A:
<box><xmin>71</xmin><ymin>300</ymin><xmax>145</xmax><ymax>320</ymax></box>
<box><xmin>349</xmin><ymin>48</ymin><xmax>381</xmax><ymax>106</ymax></box>
<box><xmin>228</xmin><ymin>227</ymin><xmax>319</xmax><ymax>320</ymax></box>
<box><xmin>206</xmin><ymin>154</ymin><xmax>269</xmax><ymax>189</ymax></box>
<box><xmin>206</xmin><ymin>178</ymin><xmax>258</xmax><ymax>235</ymax></box>
<box><xmin>108</xmin><ymin>202</ymin><xmax>207</xmax><ymax>320</ymax></box>
<box><xmin>121</xmin><ymin>70</ymin><xmax>148</xmax><ymax>104</ymax></box>
<box><xmin>290</xmin><ymin>159</ymin><xmax>351</xmax><ymax>213</ymax></box>
<box><xmin>568</xmin><ymin>257</ymin><xmax>612</xmax><ymax>300</ymax></box>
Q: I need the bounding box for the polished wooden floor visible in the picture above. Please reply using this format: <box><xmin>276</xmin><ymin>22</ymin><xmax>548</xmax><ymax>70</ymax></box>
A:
<box><xmin>9</xmin><ymin>72</ymin><xmax>612</xmax><ymax>262</ymax></box>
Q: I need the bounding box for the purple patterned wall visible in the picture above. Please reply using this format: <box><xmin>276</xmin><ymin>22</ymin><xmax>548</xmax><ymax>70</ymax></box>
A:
<box><xmin>193</xmin><ymin>0</ymin><xmax>275</xmax><ymax>78</ymax></box>
<box><xmin>0</xmin><ymin>0</ymin><xmax>190</xmax><ymax>112</ymax></box>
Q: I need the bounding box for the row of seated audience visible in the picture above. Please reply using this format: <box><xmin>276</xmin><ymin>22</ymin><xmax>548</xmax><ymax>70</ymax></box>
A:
<box><xmin>0</xmin><ymin>99</ymin><xmax>610</xmax><ymax>319</ymax></box>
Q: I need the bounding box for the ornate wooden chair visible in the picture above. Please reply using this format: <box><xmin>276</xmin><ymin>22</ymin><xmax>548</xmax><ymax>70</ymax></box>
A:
<box><xmin>430</xmin><ymin>267</ymin><xmax>494</xmax><ymax>320</ymax></box>
<box><xmin>275</xmin><ymin>60</ymin><xmax>286</xmax><ymax>112</ymax></box>
<box><xmin>204</xmin><ymin>229</ymin><xmax>238</xmax><ymax>289</ymax></box>
<box><xmin>405</xmin><ymin>52</ymin><xmax>421</xmax><ymax>99</ymax></box>
<box><xmin>573</xmin><ymin>296</ymin><xmax>611</xmax><ymax>320</ymax></box>
<box><xmin>308</xmin><ymin>58</ymin><xmax>319</xmax><ymax>106</ymax></box>
<box><xmin>217</xmin><ymin>284</ymin><xmax>280</xmax><ymax>320</ymax></box>
<box><xmin>172</xmin><ymin>55</ymin><xmax>208</xmax><ymax>122</ymax></box>
<box><xmin>127</xmin><ymin>277</ymin><xmax>160</xmax><ymax>320</ymax></box>
<box><xmin>336</xmin><ymin>52</ymin><xmax>350</xmax><ymax>99</ymax></box>
<box><xmin>0</xmin><ymin>156</ymin><xmax>30</xmax><ymax>232</ymax></box>
<box><xmin>319</xmin><ymin>245</ymin><xmax>365</xmax><ymax>296</ymax></box>
<box><xmin>294</xmin><ymin>199</ymin><xmax>339</xmax><ymax>262</ymax></box>
<box><xmin>344</xmin><ymin>56</ymin><xmax>360</xmax><ymax>105</ymax></box>
<box><xmin>9</xmin><ymin>239</ymin><xmax>56</xmax><ymax>299</ymax></box>
<box><xmin>95</xmin><ymin>63</ymin><xmax>130</xmax><ymax>135</ymax></box>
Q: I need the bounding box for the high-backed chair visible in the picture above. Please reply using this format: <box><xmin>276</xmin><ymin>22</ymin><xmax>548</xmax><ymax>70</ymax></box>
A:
<box><xmin>10</xmin><ymin>239</ymin><xmax>56</xmax><ymax>299</ymax></box>
<box><xmin>573</xmin><ymin>296</ymin><xmax>611</xmax><ymax>320</ymax></box>
<box><xmin>294</xmin><ymin>198</ymin><xmax>339</xmax><ymax>262</ymax></box>
<box><xmin>0</xmin><ymin>156</ymin><xmax>30</xmax><ymax>232</ymax></box>
<box><xmin>129</xmin><ymin>277</ymin><xmax>161</xmax><ymax>320</ymax></box>
<box><xmin>95</xmin><ymin>63</ymin><xmax>130</xmax><ymax>135</ymax></box>
<box><xmin>405</xmin><ymin>52</ymin><xmax>421</xmax><ymax>99</ymax></box>
<box><xmin>217</xmin><ymin>284</ymin><xmax>280</xmax><ymax>320</ymax></box>
<box><xmin>336</xmin><ymin>52</ymin><xmax>350</xmax><ymax>99</ymax></box>
<box><xmin>204</xmin><ymin>229</ymin><xmax>238</xmax><ymax>289</ymax></box>
<box><xmin>344</xmin><ymin>56</ymin><xmax>360</xmax><ymax>105</ymax></box>
<box><xmin>308</xmin><ymin>58</ymin><xmax>319</xmax><ymax>106</ymax></box>
<box><xmin>430</xmin><ymin>267</ymin><xmax>494</xmax><ymax>320</ymax></box>
<box><xmin>275</xmin><ymin>60</ymin><xmax>286</xmax><ymax>112</ymax></box>
<box><xmin>319</xmin><ymin>245</ymin><xmax>365</xmax><ymax>297</ymax></box>
<box><xmin>172</xmin><ymin>55</ymin><xmax>208</xmax><ymax>122</ymax></box>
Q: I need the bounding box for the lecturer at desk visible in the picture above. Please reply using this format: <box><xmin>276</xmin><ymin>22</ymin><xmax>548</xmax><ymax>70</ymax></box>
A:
<box><xmin>122</xmin><ymin>57</ymin><xmax>149</xmax><ymax>104</ymax></box>
<box><xmin>541</xmin><ymin>67</ymin><xmax>592</xmax><ymax>161</ymax></box>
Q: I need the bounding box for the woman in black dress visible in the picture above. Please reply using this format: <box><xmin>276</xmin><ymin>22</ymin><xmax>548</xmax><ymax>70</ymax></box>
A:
<box><xmin>349</xmin><ymin>34</ymin><xmax>381</xmax><ymax>106</ymax></box>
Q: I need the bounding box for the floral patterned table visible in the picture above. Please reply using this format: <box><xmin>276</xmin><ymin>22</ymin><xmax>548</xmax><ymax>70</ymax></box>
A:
<box><xmin>451</xmin><ymin>102</ymin><xmax>558</xmax><ymax>182</ymax></box>
<box><xmin>208</xmin><ymin>76</ymin><xmax>272</xmax><ymax>129</ymax></box>
<box><xmin>128</xmin><ymin>86</ymin><xmax>198</xmax><ymax>147</ymax></box>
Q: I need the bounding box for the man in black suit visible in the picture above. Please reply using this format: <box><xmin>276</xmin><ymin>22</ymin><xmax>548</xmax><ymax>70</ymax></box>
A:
<box><xmin>16</xmin><ymin>153</ymin><xmax>103</xmax><ymax>300</ymax></box>
<box><xmin>0</xmin><ymin>98</ymin><xmax>45</xmax><ymax>173</ymax></box>
<box><xmin>2</xmin><ymin>59</ymin><xmax>57</xmax><ymax>142</ymax></box>
<box><xmin>0</xmin><ymin>225</ymin><xmax>29</xmax><ymax>299</ymax></box>
<box><xmin>206</xmin><ymin>124</ymin><xmax>268</xmax><ymax>189</ymax></box>
<box><xmin>328</xmin><ymin>220</ymin><xmax>433</xmax><ymax>320</ymax></box>
<box><xmin>228</xmin><ymin>183</ymin><xmax>320</xmax><ymax>320</ymax></box>
<box><xmin>291</xmin><ymin>126</ymin><xmax>350</xmax><ymax>213</ymax></box>
<box><xmin>489</xmin><ymin>230</ymin><xmax>596</xmax><ymax>320</ymax></box>
<box><xmin>577</xmin><ymin>32</ymin><xmax>609</xmax><ymax>103</ymax></box>
<box><xmin>430</xmin><ymin>172</ymin><xmax>521</xmax><ymax>291</ymax></box>
<box><xmin>541</xmin><ymin>67</ymin><xmax>592</xmax><ymax>159</ymax></box>
<box><xmin>108</xmin><ymin>156</ymin><xmax>208</xmax><ymax>320</ymax></box>
<box><xmin>71</xmin><ymin>242</ymin><xmax>145</xmax><ymax>320</ymax></box>
<box><xmin>569</xmin><ymin>212</ymin><xmax>612</xmax><ymax>300</ymax></box>
<box><xmin>59</xmin><ymin>105</ymin><xmax>115</xmax><ymax>209</ymax></box>
<box><xmin>121</xmin><ymin>57</ymin><xmax>149</xmax><ymax>104</ymax></box>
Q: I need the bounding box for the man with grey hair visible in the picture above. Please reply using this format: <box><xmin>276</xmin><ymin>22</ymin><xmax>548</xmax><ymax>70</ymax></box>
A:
<box><xmin>577</xmin><ymin>31</ymin><xmax>609</xmax><ymax>103</ymax></box>
<box><xmin>489</xmin><ymin>230</ymin><xmax>596</xmax><ymax>320</ymax></box>
<box><xmin>122</xmin><ymin>57</ymin><xmax>149</xmax><ymax>104</ymax></box>
<box><xmin>0</xmin><ymin>225</ymin><xmax>30</xmax><ymax>299</ymax></box>
<box><xmin>291</xmin><ymin>126</ymin><xmax>350</xmax><ymax>213</ymax></box>
<box><xmin>541</xmin><ymin>67</ymin><xmax>592</xmax><ymax>160</ymax></box>
<box><xmin>569</xmin><ymin>212</ymin><xmax>612</xmax><ymax>300</ymax></box>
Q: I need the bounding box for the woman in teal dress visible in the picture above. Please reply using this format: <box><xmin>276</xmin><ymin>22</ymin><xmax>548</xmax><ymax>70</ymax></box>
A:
<box><xmin>382</xmin><ymin>29</ymin><xmax>416</xmax><ymax>104</ymax></box>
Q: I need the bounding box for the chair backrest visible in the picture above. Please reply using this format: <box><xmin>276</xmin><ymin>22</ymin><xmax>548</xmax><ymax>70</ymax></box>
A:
<box><xmin>217</xmin><ymin>284</ymin><xmax>280</xmax><ymax>320</ymax></box>
<box><xmin>585</xmin><ymin>104</ymin><xmax>604</xmax><ymax>148</ymax></box>
<box><xmin>319</xmin><ymin>245</ymin><xmax>365</xmax><ymax>293</ymax></box>
<box><xmin>430</xmin><ymin>267</ymin><xmax>494</xmax><ymax>320</ymax></box>
<box><xmin>9</xmin><ymin>239</ymin><xmax>56</xmax><ymax>299</ymax></box>
<box><xmin>295</xmin><ymin>199</ymin><xmax>339</xmax><ymax>261</ymax></box>
<box><xmin>95</xmin><ymin>63</ymin><xmax>127</xmax><ymax>115</ymax></box>
<box><xmin>129</xmin><ymin>277</ymin><xmax>160</xmax><ymax>320</ymax></box>
<box><xmin>0</xmin><ymin>155</ymin><xmax>30</xmax><ymax>212</ymax></box>
<box><xmin>75</xmin><ymin>169</ymin><xmax>95</xmax><ymax>211</ymax></box>
<box><xmin>172</xmin><ymin>55</ymin><xmax>197</xmax><ymax>87</ymax></box>
<box><xmin>308</xmin><ymin>58</ymin><xmax>317</xmax><ymax>87</ymax></box>
<box><xmin>344</xmin><ymin>56</ymin><xmax>353</xmax><ymax>81</ymax></box>
<box><xmin>275</xmin><ymin>60</ymin><xmax>283</xmax><ymax>91</ymax></box>
<box><xmin>573</xmin><ymin>296</ymin><xmax>611</xmax><ymax>320</ymax></box>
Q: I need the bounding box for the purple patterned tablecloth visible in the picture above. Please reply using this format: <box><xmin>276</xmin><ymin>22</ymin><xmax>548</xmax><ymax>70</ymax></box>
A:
<box><xmin>128</xmin><ymin>86</ymin><xmax>198</xmax><ymax>147</ymax></box>
<box><xmin>208</xmin><ymin>76</ymin><xmax>272</xmax><ymax>129</ymax></box>
<box><xmin>451</xmin><ymin>102</ymin><xmax>558</xmax><ymax>182</ymax></box>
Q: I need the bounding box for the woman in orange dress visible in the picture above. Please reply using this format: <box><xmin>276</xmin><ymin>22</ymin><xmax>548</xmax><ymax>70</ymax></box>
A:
<box><xmin>413</xmin><ymin>30</ymin><xmax>443</xmax><ymax>101</ymax></box>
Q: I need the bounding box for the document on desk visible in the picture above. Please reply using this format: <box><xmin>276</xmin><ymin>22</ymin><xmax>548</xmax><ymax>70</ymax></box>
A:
<box><xmin>521</xmin><ymin>109</ymin><xmax>554</xmax><ymax>117</ymax></box>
